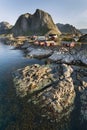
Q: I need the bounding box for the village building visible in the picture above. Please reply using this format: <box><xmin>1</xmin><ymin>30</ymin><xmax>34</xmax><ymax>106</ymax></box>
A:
<box><xmin>62</xmin><ymin>41</ymin><xmax>76</xmax><ymax>47</ymax></box>
<box><xmin>31</xmin><ymin>35</ymin><xmax>37</xmax><ymax>40</ymax></box>
<box><xmin>48</xmin><ymin>34</ymin><xmax>58</xmax><ymax>41</ymax></box>
<box><xmin>37</xmin><ymin>36</ymin><xmax>46</xmax><ymax>41</ymax></box>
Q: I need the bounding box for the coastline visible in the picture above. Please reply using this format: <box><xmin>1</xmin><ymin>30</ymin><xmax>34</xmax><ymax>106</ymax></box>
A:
<box><xmin>0</xmin><ymin>36</ymin><xmax>87</xmax><ymax>66</ymax></box>
<box><xmin>0</xmin><ymin>36</ymin><xmax>87</xmax><ymax>129</ymax></box>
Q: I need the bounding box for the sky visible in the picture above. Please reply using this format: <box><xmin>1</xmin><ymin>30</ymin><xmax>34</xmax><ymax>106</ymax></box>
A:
<box><xmin>0</xmin><ymin>0</ymin><xmax>87</xmax><ymax>29</ymax></box>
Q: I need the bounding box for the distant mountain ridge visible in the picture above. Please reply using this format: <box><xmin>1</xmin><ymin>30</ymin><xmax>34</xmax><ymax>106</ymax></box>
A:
<box><xmin>1</xmin><ymin>10</ymin><xmax>84</xmax><ymax>37</ymax></box>
<box><xmin>11</xmin><ymin>9</ymin><xmax>61</xmax><ymax>36</ymax></box>
<box><xmin>56</xmin><ymin>23</ymin><xmax>81</xmax><ymax>36</ymax></box>
<box><xmin>0</xmin><ymin>21</ymin><xmax>12</xmax><ymax>34</ymax></box>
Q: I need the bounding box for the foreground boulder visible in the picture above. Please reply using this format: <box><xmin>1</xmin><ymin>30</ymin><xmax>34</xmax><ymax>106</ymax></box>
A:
<box><xmin>13</xmin><ymin>64</ymin><xmax>76</xmax><ymax>121</ymax></box>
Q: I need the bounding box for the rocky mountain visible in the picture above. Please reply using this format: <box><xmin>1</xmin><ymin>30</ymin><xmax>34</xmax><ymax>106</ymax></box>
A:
<box><xmin>0</xmin><ymin>21</ymin><xmax>12</xmax><ymax>34</ymax></box>
<box><xmin>12</xmin><ymin>9</ymin><xmax>61</xmax><ymax>36</ymax></box>
<box><xmin>80</xmin><ymin>29</ymin><xmax>87</xmax><ymax>34</ymax></box>
<box><xmin>56</xmin><ymin>23</ymin><xmax>81</xmax><ymax>35</ymax></box>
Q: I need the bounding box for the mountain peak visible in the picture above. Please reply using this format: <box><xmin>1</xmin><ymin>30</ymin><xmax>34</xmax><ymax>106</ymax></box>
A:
<box><xmin>12</xmin><ymin>9</ymin><xmax>61</xmax><ymax>36</ymax></box>
<box><xmin>35</xmin><ymin>9</ymin><xmax>46</xmax><ymax>14</ymax></box>
<box><xmin>35</xmin><ymin>9</ymin><xmax>42</xmax><ymax>13</ymax></box>
<box><xmin>23</xmin><ymin>13</ymin><xmax>31</xmax><ymax>18</ymax></box>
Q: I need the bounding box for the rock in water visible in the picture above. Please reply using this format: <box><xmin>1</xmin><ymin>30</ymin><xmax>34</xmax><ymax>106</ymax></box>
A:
<box><xmin>27</xmin><ymin>48</ymin><xmax>53</xmax><ymax>59</ymax></box>
<box><xmin>13</xmin><ymin>64</ymin><xmax>76</xmax><ymax>122</ymax></box>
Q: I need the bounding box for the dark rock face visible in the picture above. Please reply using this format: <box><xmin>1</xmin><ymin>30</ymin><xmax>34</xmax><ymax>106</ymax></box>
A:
<box><xmin>12</xmin><ymin>9</ymin><xmax>61</xmax><ymax>36</ymax></box>
<box><xmin>79</xmin><ymin>34</ymin><xmax>87</xmax><ymax>42</ymax></box>
<box><xmin>56</xmin><ymin>23</ymin><xmax>81</xmax><ymax>35</ymax></box>
<box><xmin>0</xmin><ymin>21</ymin><xmax>12</xmax><ymax>34</ymax></box>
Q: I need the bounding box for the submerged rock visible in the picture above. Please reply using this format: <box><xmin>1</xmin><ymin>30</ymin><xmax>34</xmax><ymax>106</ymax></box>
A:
<box><xmin>13</xmin><ymin>64</ymin><xmax>76</xmax><ymax>121</ymax></box>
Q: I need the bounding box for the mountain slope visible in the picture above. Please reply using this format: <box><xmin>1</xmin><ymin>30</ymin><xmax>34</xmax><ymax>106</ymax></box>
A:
<box><xmin>56</xmin><ymin>23</ymin><xmax>81</xmax><ymax>36</ymax></box>
<box><xmin>12</xmin><ymin>9</ymin><xmax>61</xmax><ymax>36</ymax></box>
<box><xmin>0</xmin><ymin>21</ymin><xmax>12</xmax><ymax>34</ymax></box>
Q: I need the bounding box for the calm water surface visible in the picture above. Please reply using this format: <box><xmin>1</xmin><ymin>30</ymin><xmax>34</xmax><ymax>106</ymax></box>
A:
<box><xmin>0</xmin><ymin>42</ymin><xmax>44</xmax><ymax>130</ymax></box>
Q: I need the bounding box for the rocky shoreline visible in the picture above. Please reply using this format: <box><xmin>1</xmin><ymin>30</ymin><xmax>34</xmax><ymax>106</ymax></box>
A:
<box><xmin>1</xmin><ymin>36</ymin><xmax>87</xmax><ymax>66</ymax></box>
<box><xmin>0</xmin><ymin>36</ymin><xmax>87</xmax><ymax>127</ymax></box>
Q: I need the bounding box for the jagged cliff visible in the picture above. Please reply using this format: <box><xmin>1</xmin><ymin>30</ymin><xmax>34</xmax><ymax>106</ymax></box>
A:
<box><xmin>12</xmin><ymin>9</ymin><xmax>61</xmax><ymax>36</ymax></box>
